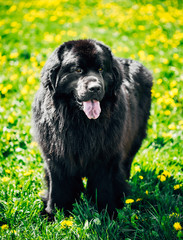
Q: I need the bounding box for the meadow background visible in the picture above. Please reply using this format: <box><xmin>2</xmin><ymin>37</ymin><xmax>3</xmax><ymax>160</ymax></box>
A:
<box><xmin>0</xmin><ymin>0</ymin><xmax>183</xmax><ymax>239</ymax></box>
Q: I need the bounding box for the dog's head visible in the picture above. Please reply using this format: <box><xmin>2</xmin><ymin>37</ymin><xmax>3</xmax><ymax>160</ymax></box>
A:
<box><xmin>41</xmin><ymin>39</ymin><xmax>123</xmax><ymax>119</ymax></box>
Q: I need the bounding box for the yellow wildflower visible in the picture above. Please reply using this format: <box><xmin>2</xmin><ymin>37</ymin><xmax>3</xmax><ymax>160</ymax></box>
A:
<box><xmin>8</xmin><ymin>115</ymin><xmax>14</xmax><ymax>124</ymax></box>
<box><xmin>1</xmin><ymin>224</ymin><xmax>9</xmax><ymax>230</ymax></box>
<box><xmin>173</xmin><ymin>222</ymin><xmax>182</xmax><ymax>231</ymax></box>
<box><xmin>173</xmin><ymin>53</ymin><xmax>179</xmax><ymax>60</ymax></box>
<box><xmin>139</xmin><ymin>176</ymin><xmax>144</xmax><ymax>180</ymax></box>
<box><xmin>145</xmin><ymin>190</ymin><xmax>149</xmax><ymax>195</ymax></box>
<box><xmin>5</xmin><ymin>169</ymin><xmax>11</xmax><ymax>174</ymax></box>
<box><xmin>162</xmin><ymin>170</ymin><xmax>171</xmax><ymax>178</ymax></box>
<box><xmin>157</xmin><ymin>78</ymin><xmax>162</xmax><ymax>85</ymax></box>
<box><xmin>162</xmin><ymin>58</ymin><xmax>169</xmax><ymax>64</ymax></box>
<box><xmin>174</xmin><ymin>184</ymin><xmax>182</xmax><ymax>190</ymax></box>
<box><xmin>170</xmin><ymin>212</ymin><xmax>180</xmax><ymax>218</ymax></box>
<box><xmin>170</xmin><ymin>88</ymin><xmax>178</xmax><ymax>98</ymax></box>
<box><xmin>1</xmin><ymin>177</ymin><xmax>10</xmax><ymax>182</ymax></box>
<box><xmin>44</xmin><ymin>33</ymin><xmax>54</xmax><ymax>42</ymax></box>
<box><xmin>10</xmin><ymin>52</ymin><xmax>19</xmax><ymax>59</ymax></box>
<box><xmin>178</xmin><ymin>120</ymin><xmax>183</xmax><ymax>125</ymax></box>
<box><xmin>164</xmin><ymin>110</ymin><xmax>171</xmax><ymax>116</ymax></box>
<box><xmin>10</xmin><ymin>74</ymin><xmax>18</xmax><ymax>81</ymax></box>
<box><xmin>138</xmin><ymin>25</ymin><xmax>145</xmax><ymax>31</ymax></box>
<box><xmin>6</xmin><ymin>132</ymin><xmax>11</xmax><ymax>141</ymax></box>
<box><xmin>168</xmin><ymin>124</ymin><xmax>176</xmax><ymax>130</ymax></box>
<box><xmin>170</xmin><ymin>80</ymin><xmax>177</xmax><ymax>88</ymax></box>
<box><xmin>162</xmin><ymin>132</ymin><xmax>172</xmax><ymax>138</ymax></box>
<box><xmin>136</xmin><ymin>198</ymin><xmax>142</xmax><ymax>202</ymax></box>
<box><xmin>21</xmin><ymin>85</ymin><xmax>30</xmax><ymax>95</ymax></box>
<box><xmin>135</xmin><ymin>166</ymin><xmax>141</xmax><ymax>172</ymax></box>
<box><xmin>1</xmin><ymin>87</ymin><xmax>9</xmax><ymax>95</ymax></box>
<box><xmin>157</xmin><ymin>175</ymin><xmax>166</xmax><ymax>182</ymax></box>
<box><xmin>61</xmin><ymin>219</ymin><xmax>73</xmax><ymax>228</ymax></box>
<box><xmin>125</xmin><ymin>199</ymin><xmax>134</xmax><ymax>204</ymax></box>
<box><xmin>155</xmin><ymin>92</ymin><xmax>160</xmax><ymax>98</ymax></box>
<box><xmin>27</xmin><ymin>76</ymin><xmax>36</xmax><ymax>85</ymax></box>
<box><xmin>23</xmin><ymin>170</ymin><xmax>34</xmax><ymax>176</ymax></box>
<box><xmin>147</xmin><ymin>54</ymin><xmax>154</xmax><ymax>62</ymax></box>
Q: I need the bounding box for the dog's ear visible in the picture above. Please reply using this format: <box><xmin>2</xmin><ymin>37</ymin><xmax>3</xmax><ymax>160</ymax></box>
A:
<box><xmin>41</xmin><ymin>44</ymin><xmax>65</xmax><ymax>92</ymax></box>
<box><xmin>112</xmin><ymin>59</ymin><xmax>123</xmax><ymax>96</ymax></box>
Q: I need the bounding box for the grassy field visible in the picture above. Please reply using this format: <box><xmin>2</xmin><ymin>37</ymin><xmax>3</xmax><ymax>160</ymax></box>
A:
<box><xmin>0</xmin><ymin>0</ymin><xmax>183</xmax><ymax>239</ymax></box>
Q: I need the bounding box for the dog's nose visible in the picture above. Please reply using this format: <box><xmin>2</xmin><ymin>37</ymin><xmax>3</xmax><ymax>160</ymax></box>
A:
<box><xmin>88</xmin><ymin>82</ymin><xmax>102</xmax><ymax>93</ymax></box>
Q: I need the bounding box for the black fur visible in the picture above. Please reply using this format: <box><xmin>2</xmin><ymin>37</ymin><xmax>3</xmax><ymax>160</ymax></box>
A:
<box><xmin>32</xmin><ymin>39</ymin><xmax>153</xmax><ymax>217</ymax></box>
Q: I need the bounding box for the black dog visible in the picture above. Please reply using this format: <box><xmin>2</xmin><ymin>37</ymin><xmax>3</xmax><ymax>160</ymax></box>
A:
<box><xmin>32</xmin><ymin>39</ymin><xmax>152</xmax><ymax>217</ymax></box>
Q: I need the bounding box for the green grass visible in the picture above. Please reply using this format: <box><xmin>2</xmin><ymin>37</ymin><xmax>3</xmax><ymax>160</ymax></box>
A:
<box><xmin>0</xmin><ymin>0</ymin><xmax>183</xmax><ymax>239</ymax></box>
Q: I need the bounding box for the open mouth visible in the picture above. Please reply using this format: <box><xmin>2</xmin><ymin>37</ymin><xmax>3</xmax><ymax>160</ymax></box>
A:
<box><xmin>82</xmin><ymin>100</ymin><xmax>101</xmax><ymax>119</ymax></box>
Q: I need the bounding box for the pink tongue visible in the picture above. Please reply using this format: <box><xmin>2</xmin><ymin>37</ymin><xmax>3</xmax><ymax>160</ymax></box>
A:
<box><xmin>83</xmin><ymin>100</ymin><xmax>101</xmax><ymax>119</ymax></box>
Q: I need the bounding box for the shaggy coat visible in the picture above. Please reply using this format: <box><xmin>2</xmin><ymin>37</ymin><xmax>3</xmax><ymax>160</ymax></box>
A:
<box><xmin>32</xmin><ymin>39</ymin><xmax>153</xmax><ymax>217</ymax></box>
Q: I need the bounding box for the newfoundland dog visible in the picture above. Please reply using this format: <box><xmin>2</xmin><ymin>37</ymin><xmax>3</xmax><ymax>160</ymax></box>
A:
<box><xmin>32</xmin><ymin>39</ymin><xmax>153</xmax><ymax>218</ymax></box>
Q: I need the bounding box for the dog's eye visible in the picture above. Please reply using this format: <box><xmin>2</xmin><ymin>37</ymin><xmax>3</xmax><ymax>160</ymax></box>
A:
<box><xmin>76</xmin><ymin>68</ymin><xmax>82</xmax><ymax>73</ymax></box>
<box><xmin>99</xmin><ymin>68</ymin><xmax>103</xmax><ymax>72</ymax></box>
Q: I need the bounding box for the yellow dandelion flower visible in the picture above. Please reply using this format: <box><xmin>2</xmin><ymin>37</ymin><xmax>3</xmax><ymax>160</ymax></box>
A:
<box><xmin>135</xmin><ymin>166</ymin><xmax>141</xmax><ymax>172</ymax></box>
<box><xmin>138</xmin><ymin>50</ymin><xmax>146</xmax><ymax>61</ymax></box>
<box><xmin>139</xmin><ymin>176</ymin><xmax>144</xmax><ymax>180</ymax></box>
<box><xmin>155</xmin><ymin>92</ymin><xmax>161</xmax><ymax>98</ymax></box>
<box><xmin>170</xmin><ymin>212</ymin><xmax>180</xmax><ymax>218</ymax></box>
<box><xmin>138</xmin><ymin>25</ymin><xmax>145</xmax><ymax>31</ymax></box>
<box><xmin>27</xmin><ymin>76</ymin><xmax>36</xmax><ymax>85</ymax></box>
<box><xmin>170</xmin><ymin>88</ymin><xmax>178</xmax><ymax>98</ymax></box>
<box><xmin>44</xmin><ymin>33</ymin><xmax>54</xmax><ymax>42</ymax></box>
<box><xmin>1</xmin><ymin>224</ymin><xmax>9</xmax><ymax>230</ymax></box>
<box><xmin>173</xmin><ymin>222</ymin><xmax>182</xmax><ymax>231</ymax></box>
<box><xmin>162</xmin><ymin>132</ymin><xmax>172</xmax><ymax>138</ymax></box>
<box><xmin>8</xmin><ymin>115</ymin><xmax>14</xmax><ymax>124</ymax></box>
<box><xmin>21</xmin><ymin>85</ymin><xmax>29</xmax><ymax>95</ymax></box>
<box><xmin>1</xmin><ymin>177</ymin><xmax>10</xmax><ymax>182</ymax></box>
<box><xmin>23</xmin><ymin>170</ymin><xmax>34</xmax><ymax>177</ymax></box>
<box><xmin>10</xmin><ymin>74</ymin><xmax>18</xmax><ymax>81</ymax></box>
<box><xmin>6</xmin><ymin>132</ymin><xmax>11</xmax><ymax>141</ymax></box>
<box><xmin>157</xmin><ymin>175</ymin><xmax>166</xmax><ymax>182</ymax></box>
<box><xmin>168</xmin><ymin>124</ymin><xmax>176</xmax><ymax>130</ymax></box>
<box><xmin>5</xmin><ymin>169</ymin><xmax>11</xmax><ymax>174</ymax></box>
<box><xmin>157</xmin><ymin>78</ymin><xmax>162</xmax><ymax>85</ymax></box>
<box><xmin>67</xmin><ymin>30</ymin><xmax>77</xmax><ymax>37</ymax></box>
<box><xmin>136</xmin><ymin>198</ymin><xmax>142</xmax><ymax>202</ymax></box>
<box><xmin>164</xmin><ymin>110</ymin><xmax>171</xmax><ymax>116</ymax></box>
<box><xmin>10</xmin><ymin>52</ymin><xmax>19</xmax><ymax>59</ymax></box>
<box><xmin>50</xmin><ymin>16</ymin><xmax>57</xmax><ymax>21</ymax></box>
<box><xmin>174</xmin><ymin>184</ymin><xmax>182</xmax><ymax>190</ymax></box>
<box><xmin>61</xmin><ymin>219</ymin><xmax>73</xmax><ymax>228</ymax></box>
<box><xmin>178</xmin><ymin>120</ymin><xmax>183</xmax><ymax>125</ymax></box>
<box><xmin>1</xmin><ymin>87</ymin><xmax>9</xmax><ymax>95</ymax></box>
<box><xmin>125</xmin><ymin>199</ymin><xmax>134</xmax><ymax>204</ymax></box>
<box><xmin>173</xmin><ymin>53</ymin><xmax>179</xmax><ymax>60</ymax></box>
<box><xmin>55</xmin><ymin>34</ymin><xmax>62</xmax><ymax>43</ymax></box>
<box><xmin>147</xmin><ymin>54</ymin><xmax>155</xmax><ymax>62</ymax></box>
<box><xmin>162</xmin><ymin>58</ymin><xmax>169</xmax><ymax>64</ymax></box>
<box><xmin>162</xmin><ymin>170</ymin><xmax>171</xmax><ymax>178</ymax></box>
<box><xmin>145</xmin><ymin>190</ymin><xmax>149</xmax><ymax>195</ymax></box>
<box><xmin>170</xmin><ymin>80</ymin><xmax>177</xmax><ymax>88</ymax></box>
<box><xmin>30</xmin><ymin>56</ymin><xmax>36</xmax><ymax>62</ymax></box>
<box><xmin>8</xmin><ymin>5</ymin><xmax>17</xmax><ymax>12</ymax></box>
